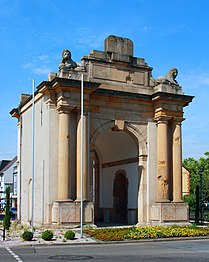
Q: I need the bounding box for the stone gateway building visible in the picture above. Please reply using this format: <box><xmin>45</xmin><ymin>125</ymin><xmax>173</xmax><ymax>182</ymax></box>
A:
<box><xmin>11</xmin><ymin>35</ymin><xmax>193</xmax><ymax>226</ymax></box>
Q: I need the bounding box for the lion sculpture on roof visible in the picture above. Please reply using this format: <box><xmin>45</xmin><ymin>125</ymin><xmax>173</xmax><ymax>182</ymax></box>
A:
<box><xmin>59</xmin><ymin>49</ymin><xmax>77</xmax><ymax>71</ymax></box>
<box><xmin>156</xmin><ymin>68</ymin><xmax>178</xmax><ymax>85</ymax></box>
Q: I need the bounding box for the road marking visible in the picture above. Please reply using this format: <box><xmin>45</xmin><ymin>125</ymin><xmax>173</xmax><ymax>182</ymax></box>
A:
<box><xmin>5</xmin><ymin>246</ymin><xmax>23</xmax><ymax>262</ymax></box>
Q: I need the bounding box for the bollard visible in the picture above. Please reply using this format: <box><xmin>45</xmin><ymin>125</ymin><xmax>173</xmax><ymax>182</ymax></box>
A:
<box><xmin>3</xmin><ymin>226</ymin><xmax>5</xmax><ymax>241</ymax></box>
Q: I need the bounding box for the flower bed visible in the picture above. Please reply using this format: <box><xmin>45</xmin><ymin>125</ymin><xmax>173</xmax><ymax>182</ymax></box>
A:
<box><xmin>83</xmin><ymin>225</ymin><xmax>209</xmax><ymax>241</ymax></box>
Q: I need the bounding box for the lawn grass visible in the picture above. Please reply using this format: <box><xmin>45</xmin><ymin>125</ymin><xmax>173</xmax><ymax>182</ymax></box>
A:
<box><xmin>83</xmin><ymin>225</ymin><xmax>209</xmax><ymax>241</ymax></box>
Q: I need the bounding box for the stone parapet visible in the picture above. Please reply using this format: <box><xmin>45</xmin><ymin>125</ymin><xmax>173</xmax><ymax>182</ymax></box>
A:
<box><xmin>52</xmin><ymin>201</ymin><xmax>93</xmax><ymax>225</ymax></box>
<box><xmin>150</xmin><ymin>202</ymin><xmax>189</xmax><ymax>224</ymax></box>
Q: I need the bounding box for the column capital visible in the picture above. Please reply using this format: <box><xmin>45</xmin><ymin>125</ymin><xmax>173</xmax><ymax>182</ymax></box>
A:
<box><xmin>154</xmin><ymin>115</ymin><xmax>172</xmax><ymax>124</ymax></box>
<box><xmin>138</xmin><ymin>155</ymin><xmax>148</xmax><ymax>162</ymax></box>
<box><xmin>171</xmin><ymin>117</ymin><xmax>185</xmax><ymax>125</ymax></box>
<box><xmin>45</xmin><ymin>93</ymin><xmax>57</xmax><ymax>109</ymax></box>
<box><xmin>57</xmin><ymin>105</ymin><xmax>73</xmax><ymax>114</ymax></box>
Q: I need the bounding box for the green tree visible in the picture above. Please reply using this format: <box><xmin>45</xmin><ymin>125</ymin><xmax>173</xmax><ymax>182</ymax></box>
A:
<box><xmin>3</xmin><ymin>186</ymin><xmax>11</xmax><ymax>230</ymax></box>
<box><xmin>199</xmin><ymin>153</ymin><xmax>209</xmax><ymax>202</ymax></box>
<box><xmin>183</xmin><ymin>152</ymin><xmax>209</xmax><ymax>211</ymax></box>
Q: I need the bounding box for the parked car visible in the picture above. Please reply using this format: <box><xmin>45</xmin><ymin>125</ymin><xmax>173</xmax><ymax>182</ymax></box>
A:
<box><xmin>10</xmin><ymin>207</ymin><xmax>17</xmax><ymax>216</ymax></box>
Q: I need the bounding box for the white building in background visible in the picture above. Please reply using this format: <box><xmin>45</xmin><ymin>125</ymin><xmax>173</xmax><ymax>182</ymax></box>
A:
<box><xmin>0</xmin><ymin>156</ymin><xmax>18</xmax><ymax>208</ymax></box>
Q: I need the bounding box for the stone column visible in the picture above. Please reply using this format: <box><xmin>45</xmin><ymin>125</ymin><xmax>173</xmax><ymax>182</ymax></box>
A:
<box><xmin>57</xmin><ymin>110</ymin><xmax>71</xmax><ymax>200</ymax></box>
<box><xmin>172</xmin><ymin>119</ymin><xmax>183</xmax><ymax>202</ymax></box>
<box><xmin>156</xmin><ymin>118</ymin><xmax>170</xmax><ymax>202</ymax></box>
<box><xmin>89</xmin><ymin>150</ymin><xmax>95</xmax><ymax>202</ymax></box>
<box><xmin>76</xmin><ymin>114</ymin><xmax>89</xmax><ymax>201</ymax></box>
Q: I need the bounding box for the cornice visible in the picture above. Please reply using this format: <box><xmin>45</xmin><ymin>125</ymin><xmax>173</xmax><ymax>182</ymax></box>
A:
<box><xmin>10</xmin><ymin>108</ymin><xmax>20</xmax><ymax>119</ymax></box>
<box><xmin>37</xmin><ymin>78</ymin><xmax>101</xmax><ymax>94</ymax></box>
<box><xmin>152</xmin><ymin>92</ymin><xmax>194</xmax><ymax>106</ymax></box>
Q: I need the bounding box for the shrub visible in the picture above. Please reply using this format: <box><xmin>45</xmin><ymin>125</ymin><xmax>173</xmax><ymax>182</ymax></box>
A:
<box><xmin>3</xmin><ymin>215</ymin><xmax>11</xmax><ymax>231</ymax></box>
<box><xmin>41</xmin><ymin>230</ymin><xmax>53</xmax><ymax>241</ymax></box>
<box><xmin>22</xmin><ymin>230</ymin><xmax>33</xmax><ymax>241</ymax></box>
<box><xmin>64</xmin><ymin>230</ymin><xmax>75</xmax><ymax>240</ymax></box>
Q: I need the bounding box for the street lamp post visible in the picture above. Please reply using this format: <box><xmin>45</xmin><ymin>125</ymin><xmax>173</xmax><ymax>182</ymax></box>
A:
<box><xmin>199</xmin><ymin>166</ymin><xmax>204</xmax><ymax>224</ymax></box>
<box><xmin>195</xmin><ymin>185</ymin><xmax>199</xmax><ymax>224</ymax></box>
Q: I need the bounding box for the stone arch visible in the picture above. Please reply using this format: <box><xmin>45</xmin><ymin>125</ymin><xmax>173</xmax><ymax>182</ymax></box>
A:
<box><xmin>90</xmin><ymin>120</ymin><xmax>147</xmax><ymax>155</ymax></box>
<box><xmin>90</xmin><ymin>120</ymin><xmax>114</xmax><ymax>148</ymax></box>
<box><xmin>125</xmin><ymin>123</ymin><xmax>147</xmax><ymax>156</ymax></box>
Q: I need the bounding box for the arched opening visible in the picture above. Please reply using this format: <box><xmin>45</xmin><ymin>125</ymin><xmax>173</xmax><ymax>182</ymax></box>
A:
<box><xmin>93</xmin><ymin>128</ymin><xmax>139</xmax><ymax>225</ymax></box>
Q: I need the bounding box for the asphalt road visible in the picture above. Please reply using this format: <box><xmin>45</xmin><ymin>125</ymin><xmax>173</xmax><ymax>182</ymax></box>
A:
<box><xmin>1</xmin><ymin>239</ymin><xmax>209</xmax><ymax>262</ymax></box>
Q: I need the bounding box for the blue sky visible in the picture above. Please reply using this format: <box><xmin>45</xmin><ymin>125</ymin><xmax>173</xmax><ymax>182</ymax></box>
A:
<box><xmin>0</xmin><ymin>0</ymin><xmax>209</xmax><ymax>160</ymax></box>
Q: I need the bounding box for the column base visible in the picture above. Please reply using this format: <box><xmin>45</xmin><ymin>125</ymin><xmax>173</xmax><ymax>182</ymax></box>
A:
<box><xmin>52</xmin><ymin>200</ymin><xmax>94</xmax><ymax>225</ymax></box>
<box><xmin>156</xmin><ymin>199</ymin><xmax>170</xmax><ymax>203</ymax></box>
<box><xmin>56</xmin><ymin>198</ymin><xmax>73</xmax><ymax>202</ymax></box>
<box><xmin>150</xmin><ymin>202</ymin><xmax>189</xmax><ymax>225</ymax></box>
<box><xmin>172</xmin><ymin>199</ymin><xmax>184</xmax><ymax>203</ymax></box>
<box><xmin>75</xmin><ymin>198</ymin><xmax>89</xmax><ymax>202</ymax></box>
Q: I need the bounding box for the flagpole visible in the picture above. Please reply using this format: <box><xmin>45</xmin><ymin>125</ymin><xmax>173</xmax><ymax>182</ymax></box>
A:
<box><xmin>31</xmin><ymin>79</ymin><xmax>35</xmax><ymax>232</ymax></box>
<box><xmin>80</xmin><ymin>74</ymin><xmax>84</xmax><ymax>238</ymax></box>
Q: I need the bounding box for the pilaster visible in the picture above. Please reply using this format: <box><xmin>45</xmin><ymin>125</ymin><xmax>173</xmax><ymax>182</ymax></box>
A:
<box><xmin>172</xmin><ymin>117</ymin><xmax>184</xmax><ymax>202</ymax></box>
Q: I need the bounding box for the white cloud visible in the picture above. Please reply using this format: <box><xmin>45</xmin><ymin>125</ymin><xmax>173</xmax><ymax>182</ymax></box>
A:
<box><xmin>180</xmin><ymin>69</ymin><xmax>209</xmax><ymax>160</ymax></box>
<box><xmin>178</xmin><ymin>70</ymin><xmax>209</xmax><ymax>90</ymax></box>
<box><xmin>33</xmin><ymin>67</ymin><xmax>51</xmax><ymax>75</ymax></box>
<box><xmin>22</xmin><ymin>63</ymin><xmax>51</xmax><ymax>75</ymax></box>
<box><xmin>37</xmin><ymin>54</ymin><xmax>50</xmax><ymax>62</ymax></box>
<box><xmin>22</xmin><ymin>53</ymin><xmax>57</xmax><ymax>75</ymax></box>
<box><xmin>183</xmin><ymin>137</ymin><xmax>209</xmax><ymax>160</ymax></box>
<box><xmin>143</xmin><ymin>25</ymin><xmax>152</xmax><ymax>33</ymax></box>
<box><xmin>201</xmin><ymin>77</ymin><xmax>209</xmax><ymax>85</ymax></box>
<box><xmin>72</xmin><ymin>27</ymin><xmax>108</xmax><ymax>51</ymax></box>
<box><xmin>154</xmin><ymin>24</ymin><xmax>193</xmax><ymax>37</ymax></box>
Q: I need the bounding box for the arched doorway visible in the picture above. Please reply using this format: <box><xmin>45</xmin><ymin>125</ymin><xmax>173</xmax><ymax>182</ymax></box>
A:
<box><xmin>113</xmin><ymin>171</ymin><xmax>128</xmax><ymax>224</ymax></box>
<box><xmin>92</xmin><ymin>128</ymin><xmax>139</xmax><ymax>225</ymax></box>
